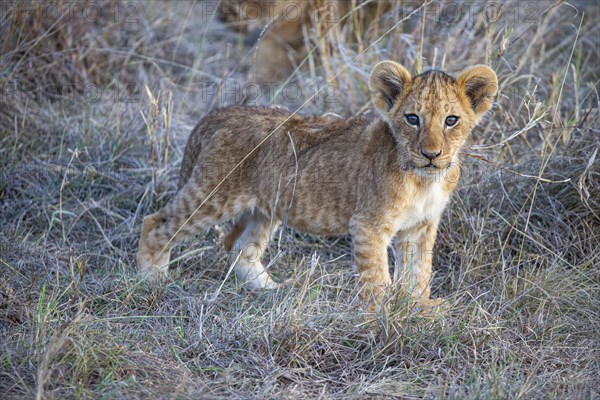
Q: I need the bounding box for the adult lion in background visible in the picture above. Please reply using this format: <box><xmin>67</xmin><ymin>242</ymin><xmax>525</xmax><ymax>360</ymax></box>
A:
<box><xmin>217</xmin><ymin>0</ymin><xmax>388</xmax><ymax>83</ymax></box>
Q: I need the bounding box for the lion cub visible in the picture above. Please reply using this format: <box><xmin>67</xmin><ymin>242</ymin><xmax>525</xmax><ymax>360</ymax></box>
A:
<box><xmin>138</xmin><ymin>61</ymin><xmax>497</xmax><ymax>310</ymax></box>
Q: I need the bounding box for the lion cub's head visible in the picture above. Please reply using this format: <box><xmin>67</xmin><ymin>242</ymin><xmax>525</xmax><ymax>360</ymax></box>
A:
<box><xmin>369</xmin><ymin>61</ymin><xmax>498</xmax><ymax>175</ymax></box>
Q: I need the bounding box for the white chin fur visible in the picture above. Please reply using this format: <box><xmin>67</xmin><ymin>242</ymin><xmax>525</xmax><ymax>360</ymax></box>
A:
<box><xmin>413</xmin><ymin>167</ymin><xmax>442</xmax><ymax>178</ymax></box>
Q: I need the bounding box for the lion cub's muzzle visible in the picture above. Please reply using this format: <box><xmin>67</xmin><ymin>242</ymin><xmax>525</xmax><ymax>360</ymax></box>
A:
<box><xmin>410</xmin><ymin>149</ymin><xmax>453</xmax><ymax>171</ymax></box>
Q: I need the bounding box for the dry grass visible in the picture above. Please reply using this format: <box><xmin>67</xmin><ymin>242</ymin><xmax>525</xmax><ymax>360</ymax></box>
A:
<box><xmin>1</xmin><ymin>0</ymin><xmax>599</xmax><ymax>398</ymax></box>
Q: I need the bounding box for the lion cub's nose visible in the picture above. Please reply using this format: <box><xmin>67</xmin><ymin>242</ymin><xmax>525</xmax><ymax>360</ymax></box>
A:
<box><xmin>420</xmin><ymin>149</ymin><xmax>442</xmax><ymax>160</ymax></box>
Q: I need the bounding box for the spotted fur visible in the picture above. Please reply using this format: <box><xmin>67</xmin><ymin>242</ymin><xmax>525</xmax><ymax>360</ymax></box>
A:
<box><xmin>137</xmin><ymin>61</ymin><xmax>498</xmax><ymax>311</ymax></box>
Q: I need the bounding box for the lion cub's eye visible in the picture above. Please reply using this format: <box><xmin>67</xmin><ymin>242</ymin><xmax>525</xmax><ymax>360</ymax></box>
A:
<box><xmin>405</xmin><ymin>114</ymin><xmax>420</xmax><ymax>127</ymax></box>
<box><xmin>445</xmin><ymin>116</ymin><xmax>459</xmax><ymax>127</ymax></box>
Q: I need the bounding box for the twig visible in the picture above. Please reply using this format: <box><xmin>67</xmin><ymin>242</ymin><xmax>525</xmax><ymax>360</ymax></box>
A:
<box><xmin>464</xmin><ymin>153</ymin><xmax>571</xmax><ymax>184</ymax></box>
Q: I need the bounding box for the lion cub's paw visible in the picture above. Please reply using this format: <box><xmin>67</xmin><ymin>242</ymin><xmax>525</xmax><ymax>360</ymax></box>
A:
<box><xmin>415</xmin><ymin>297</ymin><xmax>446</xmax><ymax>315</ymax></box>
<box><xmin>359</xmin><ymin>283</ymin><xmax>389</xmax><ymax>313</ymax></box>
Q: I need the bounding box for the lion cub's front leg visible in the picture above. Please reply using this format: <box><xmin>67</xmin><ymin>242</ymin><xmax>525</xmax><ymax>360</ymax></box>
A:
<box><xmin>394</xmin><ymin>220</ymin><xmax>442</xmax><ymax>308</ymax></box>
<box><xmin>350</xmin><ymin>221</ymin><xmax>393</xmax><ymax>312</ymax></box>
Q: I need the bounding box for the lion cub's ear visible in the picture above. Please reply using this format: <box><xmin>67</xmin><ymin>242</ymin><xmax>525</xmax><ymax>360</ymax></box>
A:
<box><xmin>369</xmin><ymin>61</ymin><xmax>412</xmax><ymax>117</ymax></box>
<box><xmin>457</xmin><ymin>65</ymin><xmax>498</xmax><ymax>117</ymax></box>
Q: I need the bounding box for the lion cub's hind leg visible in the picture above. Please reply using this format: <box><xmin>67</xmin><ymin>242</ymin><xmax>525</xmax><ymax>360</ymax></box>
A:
<box><xmin>137</xmin><ymin>186</ymin><xmax>219</xmax><ymax>281</ymax></box>
<box><xmin>224</xmin><ymin>211</ymin><xmax>281</xmax><ymax>289</ymax></box>
<box><xmin>138</xmin><ymin>212</ymin><xmax>172</xmax><ymax>280</ymax></box>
